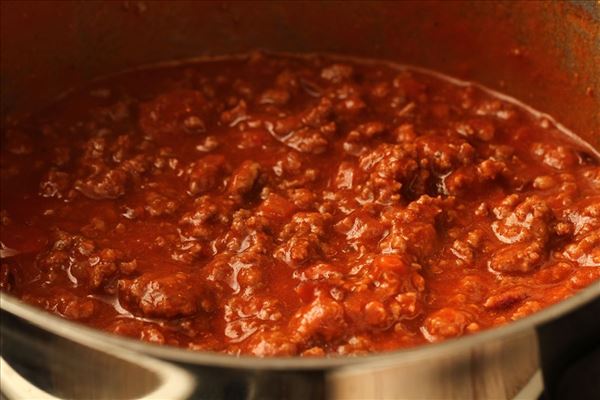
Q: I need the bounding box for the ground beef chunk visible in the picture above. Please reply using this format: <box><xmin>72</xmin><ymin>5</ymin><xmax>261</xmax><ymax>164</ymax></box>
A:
<box><xmin>75</xmin><ymin>168</ymin><xmax>128</xmax><ymax>200</ymax></box>
<box><xmin>335</xmin><ymin>162</ymin><xmax>356</xmax><ymax>190</ymax></box>
<box><xmin>564</xmin><ymin>196</ymin><xmax>600</xmax><ymax>236</ymax></box>
<box><xmin>269</xmin><ymin>97</ymin><xmax>336</xmax><ymax>154</ymax></box>
<box><xmin>228</xmin><ymin>160</ymin><xmax>262</xmax><ymax>197</ymax></box>
<box><xmin>334</xmin><ymin>210</ymin><xmax>385</xmax><ymax>246</ymax></box>
<box><xmin>179</xmin><ymin>195</ymin><xmax>231</xmax><ymax>239</ymax></box>
<box><xmin>328</xmin><ymin>83</ymin><xmax>367</xmax><ymax>115</ymax></box>
<box><xmin>39</xmin><ymin>170</ymin><xmax>71</xmax><ymax>199</ymax></box>
<box><xmin>61</xmin><ymin>296</ymin><xmax>97</xmax><ymax>320</ymax></box>
<box><xmin>489</xmin><ymin>195</ymin><xmax>553</xmax><ymax>274</ymax></box>
<box><xmin>416</xmin><ymin>135</ymin><xmax>475</xmax><ymax>173</ymax></box>
<box><xmin>344</xmin><ymin>122</ymin><xmax>386</xmax><ymax>155</ymax></box>
<box><xmin>108</xmin><ymin>320</ymin><xmax>169</xmax><ymax>345</ymax></box>
<box><xmin>489</xmin><ymin>239</ymin><xmax>546</xmax><ymax>274</ymax></box>
<box><xmin>451</xmin><ymin>229</ymin><xmax>487</xmax><ymax>266</ymax></box>
<box><xmin>581</xmin><ymin>166</ymin><xmax>600</xmax><ymax>189</ymax></box>
<box><xmin>186</xmin><ymin>154</ymin><xmax>227</xmax><ymax>195</ymax></box>
<box><xmin>119</xmin><ymin>272</ymin><xmax>212</xmax><ymax>318</ymax></box>
<box><xmin>273</xmin><ymin>151</ymin><xmax>303</xmax><ymax>177</ymax></box>
<box><xmin>258</xmin><ymin>88</ymin><xmax>291</xmax><ymax>106</ymax></box>
<box><xmin>243</xmin><ymin>331</ymin><xmax>298</xmax><ymax>356</ymax></box>
<box><xmin>336</xmin><ymin>336</ymin><xmax>374</xmax><ymax>355</ymax></box>
<box><xmin>423</xmin><ymin>308</ymin><xmax>470</xmax><ymax>342</ymax></box>
<box><xmin>139</xmin><ymin>89</ymin><xmax>209</xmax><ymax>141</ymax></box>
<box><xmin>283</xmin><ymin>125</ymin><xmax>330</xmax><ymax>154</ymax></box>
<box><xmin>531</xmin><ymin>142</ymin><xmax>579</xmax><ymax>170</ymax></box>
<box><xmin>339</xmin><ymin>254</ymin><xmax>425</xmax><ymax>330</ymax></box>
<box><xmin>224</xmin><ymin>210</ymin><xmax>272</xmax><ymax>255</ymax></box>
<box><xmin>443</xmin><ymin>159</ymin><xmax>509</xmax><ymax>195</ymax></box>
<box><xmin>289</xmin><ymin>293</ymin><xmax>347</xmax><ymax>343</ymax></box>
<box><xmin>320</xmin><ymin>64</ymin><xmax>354</xmax><ymax>83</ymax></box>
<box><xmin>484</xmin><ymin>286</ymin><xmax>529</xmax><ymax>310</ymax></box>
<box><xmin>358</xmin><ymin>143</ymin><xmax>419</xmax><ymax>203</ymax></box>
<box><xmin>275</xmin><ymin>212</ymin><xmax>330</xmax><ymax>265</ymax></box>
<box><xmin>568</xmin><ymin>267</ymin><xmax>600</xmax><ymax>289</ymax></box>
<box><xmin>477</xmin><ymin>159</ymin><xmax>509</xmax><ymax>181</ymax></box>
<box><xmin>85</xmin><ymin>248</ymin><xmax>121</xmax><ymax>289</ymax></box>
<box><xmin>37</xmin><ymin>230</ymin><xmax>122</xmax><ymax>290</ymax></box>
<box><xmin>393</xmin><ymin>123</ymin><xmax>417</xmax><ymax>143</ymax></box>
<box><xmin>145</xmin><ymin>191</ymin><xmax>179</xmax><ymax>217</ymax></box>
<box><xmin>454</xmin><ymin>118</ymin><xmax>495</xmax><ymax>141</ymax></box>
<box><xmin>380</xmin><ymin>195</ymin><xmax>451</xmax><ymax>260</ymax></box>
<box><xmin>224</xmin><ymin>295</ymin><xmax>283</xmax><ymax>341</ymax></box>
<box><xmin>220</xmin><ymin>99</ymin><xmax>248</xmax><ymax>126</ymax></box>
<box><xmin>532</xmin><ymin>173</ymin><xmax>579</xmax><ymax>209</ymax></box>
<box><xmin>295</xmin><ymin>262</ymin><xmax>344</xmax><ymax>286</ymax></box>
<box><xmin>454</xmin><ymin>275</ymin><xmax>489</xmax><ymax>303</ymax></box>
<box><xmin>122</xmin><ymin>154</ymin><xmax>151</xmax><ymax>179</ymax></box>
<box><xmin>511</xmin><ymin>301</ymin><xmax>543</xmax><ymax>321</ymax></box>
<box><xmin>359</xmin><ymin>143</ymin><xmax>418</xmax><ymax>183</ymax></box>
<box><xmin>492</xmin><ymin>195</ymin><xmax>552</xmax><ymax>244</ymax></box>
<box><xmin>22</xmin><ymin>290</ymin><xmax>97</xmax><ymax>321</ymax></box>
<box><xmin>563</xmin><ymin>229</ymin><xmax>600</xmax><ymax>267</ymax></box>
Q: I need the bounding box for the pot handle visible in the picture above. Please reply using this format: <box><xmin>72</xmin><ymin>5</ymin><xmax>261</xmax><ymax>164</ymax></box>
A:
<box><xmin>0</xmin><ymin>303</ymin><xmax>196</xmax><ymax>400</ymax></box>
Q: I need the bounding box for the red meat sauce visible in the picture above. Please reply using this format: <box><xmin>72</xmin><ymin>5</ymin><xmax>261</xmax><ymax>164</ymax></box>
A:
<box><xmin>1</xmin><ymin>53</ymin><xmax>599</xmax><ymax>356</ymax></box>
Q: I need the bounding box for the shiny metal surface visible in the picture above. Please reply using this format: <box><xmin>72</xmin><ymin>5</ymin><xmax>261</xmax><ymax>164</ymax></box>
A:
<box><xmin>1</xmin><ymin>1</ymin><xmax>599</xmax><ymax>399</ymax></box>
<box><xmin>2</xmin><ymin>287</ymin><xmax>598</xmax><ymax>399</ymax></box>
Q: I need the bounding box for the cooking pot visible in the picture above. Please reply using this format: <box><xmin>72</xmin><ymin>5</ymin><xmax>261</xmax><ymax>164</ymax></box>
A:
<box><xmin>1</xmin><ymin>1</ymin><xmax>599</xmax><ymax>399</ymax></box>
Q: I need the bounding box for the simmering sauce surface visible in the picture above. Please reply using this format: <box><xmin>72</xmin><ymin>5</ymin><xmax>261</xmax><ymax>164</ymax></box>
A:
<box><xmin>1</xmin><ymin>53</ymin><xmax>599</xmax><ymax>356</ymax></box>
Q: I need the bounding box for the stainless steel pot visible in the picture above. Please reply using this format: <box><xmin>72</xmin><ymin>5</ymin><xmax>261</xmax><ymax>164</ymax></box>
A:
<box><xmin>1</xmin><ymin>2</ymin><xmax>599</xmax><ymax>399</ymax></box>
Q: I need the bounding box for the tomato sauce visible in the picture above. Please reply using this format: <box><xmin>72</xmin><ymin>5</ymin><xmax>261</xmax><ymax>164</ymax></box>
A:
<box><xmin>1</xmin><ymin>53</ymin><xmax>599</xmax><ymax>356</ymax></box>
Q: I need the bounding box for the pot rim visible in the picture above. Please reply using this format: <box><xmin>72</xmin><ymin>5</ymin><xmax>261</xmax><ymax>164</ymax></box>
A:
<box><xmin>2</xmin><ymin>281</ymin><xmax>598</xmax><ymax>370</ymax></box>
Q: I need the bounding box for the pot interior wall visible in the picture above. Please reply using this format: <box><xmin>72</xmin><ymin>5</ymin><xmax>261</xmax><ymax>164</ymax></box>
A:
<box><xmin>1</xmin><ymin>1</ymin><xmax>599</xmax><ymax>148</ymax></box>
